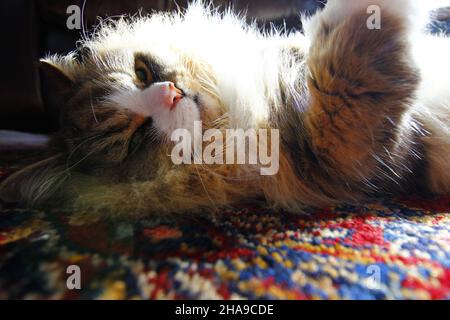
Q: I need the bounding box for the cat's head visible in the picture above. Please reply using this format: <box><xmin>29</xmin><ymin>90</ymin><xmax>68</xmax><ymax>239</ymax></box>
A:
<box><xmin>41</xmin><ymin>44</ymin><xmax>223</xmax><ymax>166</ymax></box>
<box><xmin>0</xmin><ymin>10</ymin><xmax>228</xmax><ymax>205</ymax></box>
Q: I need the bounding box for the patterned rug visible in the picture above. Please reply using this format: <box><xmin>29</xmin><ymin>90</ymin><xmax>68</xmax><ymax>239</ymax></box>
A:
<box><xmin>0</xmin><ymin>150</ymin><xmax>449</xmax><ymax>300</ymax></box>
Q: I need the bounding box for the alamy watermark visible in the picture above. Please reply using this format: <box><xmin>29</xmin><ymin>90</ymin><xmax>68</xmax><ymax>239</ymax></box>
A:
<box><xmin>65</xmin><ymin>4</ymin><xmax>383</xmax><ymax>31</ymax></box>
<box><xmin>66</xmin><ymin>5</ymin><xmax>82</xmax><ymax>30</ymax></box>
<box><xmin>367</xmin><ymin>5</ymin><xmax>382</xmax><ymax>30</ymax></box>
<box><xmin>66</xmin><ymin>265</ymin><xmax>81</xmax><ymax>290</ymax></box>
<box><xmin>366</xmin><ymin>265</ymin><xmax>382</xmax><ymax>290</ymax></box>
<box><xmin>170</xmin><ymin>121</ymin><xmax>280</xmax><ymax>176</ymax></box>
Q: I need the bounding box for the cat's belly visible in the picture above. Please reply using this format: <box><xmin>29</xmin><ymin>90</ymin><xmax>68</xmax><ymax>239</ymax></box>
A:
<box><xmin>413</xmin><ymin>34</ymin><xmax>450</xmax><ymax>194</ymax></box>
<box><xmin>414</xmin><ymin>34</ymin><xmax>450</xmax><ymax>107</ymax></box>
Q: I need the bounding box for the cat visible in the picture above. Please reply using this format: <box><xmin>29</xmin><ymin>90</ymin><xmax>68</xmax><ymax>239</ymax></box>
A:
<box><xmin>1</xmin><ymin>0</ymin><xmax>449</xmax><ymax>219</ymax></box>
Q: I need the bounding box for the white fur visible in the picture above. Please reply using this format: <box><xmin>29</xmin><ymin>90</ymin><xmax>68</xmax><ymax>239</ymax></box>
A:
<box><xmin>413</xmin><ymin>35</ymin><xmax>450</xmax><ymax>193</ymax></box>
<box><xmin>107</xmin><ymin>81</ymin><xmax>200</xmax><ymax>137</ymax></box>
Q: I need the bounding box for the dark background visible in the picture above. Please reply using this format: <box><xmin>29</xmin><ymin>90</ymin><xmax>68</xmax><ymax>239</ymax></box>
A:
<box><xmin>0</xmin><ymin>1</ymin><xmax>448</xmax><ymax>134</ymax></box>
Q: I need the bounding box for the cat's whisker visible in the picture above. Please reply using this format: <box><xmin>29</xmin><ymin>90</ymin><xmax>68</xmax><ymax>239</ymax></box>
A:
<box><xmin>89</xmin><ymin>88</ymin><xmax>99</xmax><ymax>124</ymax></box>
<box><xmin>81</xmin><ymin>0</ymin><xmax>88</xmax><ymax>41</ymax></box>
<box><xmin>65</xmin><ymin>147</ymin><xmax>98</xmax><ymax>173</ymax></box>
<box><xmin>65</xmin><ymin>134</ymin><xmax>103</xmax><ymax>170</ymax></box>
<box><xmin>192</xmin><ymin>163</ymin><xmax>219</xmax><ymax>211</ymax></box>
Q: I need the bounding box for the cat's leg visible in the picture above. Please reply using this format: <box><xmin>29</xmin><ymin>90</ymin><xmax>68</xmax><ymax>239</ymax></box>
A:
<box><xmin>302</xmin><ymin>0</ymin><xmax>423</xmax><ymax>196</ymax></box>
<box><xmin>417</xmin><ymin>104</ymin><xmax>450</xmax><ymax>194</ymax></box>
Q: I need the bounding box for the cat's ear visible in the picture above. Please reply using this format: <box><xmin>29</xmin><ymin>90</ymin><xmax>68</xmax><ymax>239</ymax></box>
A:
<box><xmin>39</xmin><ymin>56</ymin><xmax>78</xmax><ymax>110</ymax></box>
<box><xmin>0</xmin><ymin>154</ymin><xmax>68</xmax><ymax>205</ymax></box>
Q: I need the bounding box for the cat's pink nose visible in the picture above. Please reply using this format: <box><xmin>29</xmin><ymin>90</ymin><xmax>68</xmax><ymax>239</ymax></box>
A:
<box><xmin>146</xmin><ymin>82</ymin><xmax>184</xmax><ymax>112</ymax></box>
<box><xmin>164</xmin><ymin>82</ymin><xmax>184</xmax><ymax>110</ymax></box>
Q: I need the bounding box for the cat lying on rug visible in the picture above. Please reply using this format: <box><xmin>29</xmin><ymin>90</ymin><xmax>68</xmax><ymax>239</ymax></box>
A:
<box><xmin>1</xmin><ymin>0</ymin><xmax>449</xmax><ymax>218</ymax></box>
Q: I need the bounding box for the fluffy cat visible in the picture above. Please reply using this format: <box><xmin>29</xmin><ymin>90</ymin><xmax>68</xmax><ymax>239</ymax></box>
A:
<box><xmin>1</xmin><ymin>0</ymin><xmax>449</xmax><ymax>218</ymax></box>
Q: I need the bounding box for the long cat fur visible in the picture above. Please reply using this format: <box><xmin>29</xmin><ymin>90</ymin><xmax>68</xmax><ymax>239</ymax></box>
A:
<box><xmin>1</xmin><ymin>0</ymin><xmax>449</xmax><ymax>219</ymax></box>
